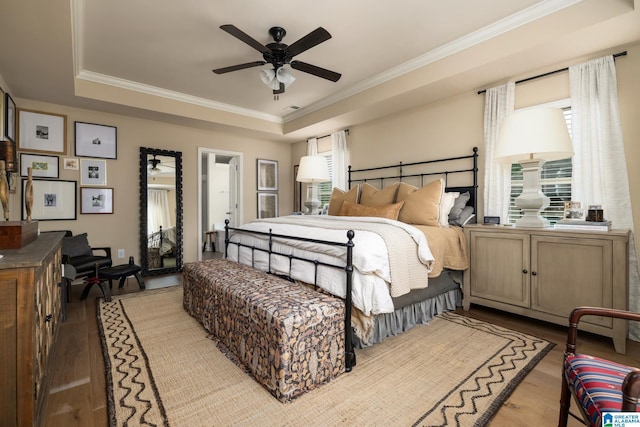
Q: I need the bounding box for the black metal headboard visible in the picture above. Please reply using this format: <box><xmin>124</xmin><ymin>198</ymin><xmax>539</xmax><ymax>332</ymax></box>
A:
<box><xmin>347</xmin><ymin>147</ymin><xmax>478</xmax><ymax>213</ymax></box>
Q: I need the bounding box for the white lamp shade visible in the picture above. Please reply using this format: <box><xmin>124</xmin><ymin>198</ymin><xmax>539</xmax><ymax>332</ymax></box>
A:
<box><xmin>276</xmin><ymin>67</ymin><xmax>295</xmax><ymax>86</ymax></box>
<box><xmin>296</xmin><ymin>156</ymin><xmax>330</xmax><ymax>183</ymax></box>
<box><xmin>260</xmin><ymin>69</ymin><xmax>279</xmax><ymax>90</ymax></box>
<box><xmin>495</xmin><ymin>107</ymin><xmax>574</xmax><ymax>162</ymax></box>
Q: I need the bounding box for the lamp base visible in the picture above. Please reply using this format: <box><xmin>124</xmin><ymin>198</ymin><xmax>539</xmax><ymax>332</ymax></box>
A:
<box><xmin>304</xmin><ymin>184</ymin><xmax>321</xmax><ymax>215</ymax></box>
<box><xmin>304</xmin><ymin>200</ymin><xmax>321</xmax><ymax>215</ymax></box>
<box><xmin>514</xmin><ymin>158</ymin><xmax>551</xmax><ymax>228</ymax></box>
<box><xmin>514</xmin><ymin>211</ymin><xmax>550</xmax><ymax>228</ymax></box>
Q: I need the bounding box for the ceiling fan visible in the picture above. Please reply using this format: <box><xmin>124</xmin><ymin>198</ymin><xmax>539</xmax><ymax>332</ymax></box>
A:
<box><xmin>212</xmin><ymin>25</ymin><xmax>341</xmax><ymax>97</ymax></box>
<box><xmin>148</xmin><ymin>154</ymin><xmax>174</xmax><ymax>176</ymax></box>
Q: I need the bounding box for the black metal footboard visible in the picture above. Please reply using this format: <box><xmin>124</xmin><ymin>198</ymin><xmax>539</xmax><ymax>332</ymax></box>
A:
<box><xmin>223</xmin><ymin>219</ymin><xmax>357</xmax><ymax>372</ymax></box>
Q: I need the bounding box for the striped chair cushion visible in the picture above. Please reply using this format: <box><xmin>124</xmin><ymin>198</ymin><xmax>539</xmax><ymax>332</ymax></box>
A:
<box><xmin>564</xmin><ymin>354</ymin><xmax>640</xmax><ymax>426</ymax></box>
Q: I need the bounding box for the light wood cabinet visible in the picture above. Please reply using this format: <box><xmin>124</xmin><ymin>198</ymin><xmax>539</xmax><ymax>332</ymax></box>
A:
<box><xmin>0</xmin><ymin>232</ymin><xmax>63</xmax><ymax>427</ymax></box>
<box><xmin>463</xmin><ymin>224</ymin><xmax>630</xmax><ymax>353</ymax></box>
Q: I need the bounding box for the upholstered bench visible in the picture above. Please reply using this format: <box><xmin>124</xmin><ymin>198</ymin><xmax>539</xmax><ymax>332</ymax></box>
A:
<box><xmin>183</xmin><ymin>258</ymin><xmax>346</xmax><ymax>402</ymax></box>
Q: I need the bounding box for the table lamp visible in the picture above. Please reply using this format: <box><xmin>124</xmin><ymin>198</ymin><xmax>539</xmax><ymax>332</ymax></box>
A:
<box><xmin>296</xmin><ymin>156</ymin><xmax>330</xmax><ymax>215</ymax></box>
<box><xmin>494</xmin><ymin>107</ymin><xmax>573</xmax><ymax>228</ymax></box>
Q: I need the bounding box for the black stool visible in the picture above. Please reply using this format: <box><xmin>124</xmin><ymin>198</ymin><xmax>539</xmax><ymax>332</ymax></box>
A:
<box><xmin>81</xmin><ymin>263</ymin><xmax>145</xmax><ymax>302</ymax></box>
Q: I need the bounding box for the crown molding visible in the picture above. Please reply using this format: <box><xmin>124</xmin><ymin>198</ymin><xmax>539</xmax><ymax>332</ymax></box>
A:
<box><xmin>71</xmin><ymin>0</ymin><xmax>282</xmax><ymax>124</ymax></box>
<box><xmin>75</xmin><ymin>70</ymin><xmax>283</xmax><ymax>123</ymax></box>
<box><xmin>284</xmin><ymin>0</ymin><xmax>582</xmax><ymax>123</ymax></box>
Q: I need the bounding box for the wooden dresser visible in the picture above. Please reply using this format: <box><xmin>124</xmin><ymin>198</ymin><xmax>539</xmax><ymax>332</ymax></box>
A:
<box><xmin>463</xmin><ymin>224</ymin><xmax>630</xmax><ymax>353</ymax></box>
<box><xmin>0</xmin><ymin>232</ymin><xmax>64</xmax><ymax>427</ymax></box>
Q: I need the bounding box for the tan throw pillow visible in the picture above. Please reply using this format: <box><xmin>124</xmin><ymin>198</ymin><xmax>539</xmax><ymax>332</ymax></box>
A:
<box><xmin>328</xmin><ymin>185</ymin><xmax>360</xmax><ymax>216</ymax></box>
<box><xmin>359</xmin><ymin>182</ymin><xmax>399</xmax><ymax>207</ymax></box>
<box><xmin>339</xmin><ymin>200</ymin><xmax>404</xmax><ymax>221</ymax></box>
<box><xmin>396</xmin><ymin>179</ymin><xmax>444</xmax><ymax>226</ymax></box>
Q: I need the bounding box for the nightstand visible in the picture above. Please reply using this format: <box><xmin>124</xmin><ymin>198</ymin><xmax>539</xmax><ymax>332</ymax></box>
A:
<box><xmin>463</xmin><ymin>224</ymin><xmax>630</xmax><ymax>353</ymax></box>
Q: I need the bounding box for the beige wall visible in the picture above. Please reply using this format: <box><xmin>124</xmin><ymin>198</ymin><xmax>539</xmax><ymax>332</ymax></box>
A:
<box><xmin>292</xmin><ymin>41</ymin><xmax>640</xmax><ymax>243</ymax></box>
<box><xmin>7</xmin><ymin>98</ymin><xmax>291</xmax><ymax>264</ymax></box>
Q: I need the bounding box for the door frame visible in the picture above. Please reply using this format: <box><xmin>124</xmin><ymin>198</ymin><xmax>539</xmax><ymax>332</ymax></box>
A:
<box><xmin>197</xmin><ymin>147</ymin><xmax>243</xmax><ymax>261</ymax></box>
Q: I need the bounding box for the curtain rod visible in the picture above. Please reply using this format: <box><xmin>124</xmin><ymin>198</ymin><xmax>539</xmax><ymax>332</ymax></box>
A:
<box><xmin>477</xmin><ymin>51</ymin><xmax>627</xmax><ymax>95</ymax></box>
<box><xmin>315</xmin><ymin>129</ymin><xmax>350</xmax><ymax>140</ymax></box>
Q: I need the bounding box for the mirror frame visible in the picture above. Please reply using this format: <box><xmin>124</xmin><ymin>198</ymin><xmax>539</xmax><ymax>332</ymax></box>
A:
<box><xmin>139</xmin><ymin>147</ymin><xmax>183</xmax><ymax>276</ymax></box>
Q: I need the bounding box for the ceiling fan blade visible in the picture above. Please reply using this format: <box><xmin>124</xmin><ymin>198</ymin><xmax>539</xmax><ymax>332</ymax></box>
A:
<box><xmin>286</xmin><ymin>27</ymin><xmax>332</xmax><ymax>57</ymax></box>
<box><xmin>220</xmin><ymin>24</ymin><xmax>270</xmax><ymax>54</ymax></box>
<box><xmin>290</xmin><ymin>61</ymin><xmax>341</xmax><ymax>82</ymax></box>
<box><xmin>212</xmin><ymin>61</ymin><xmax>266</xmax><ymax>74</ymax></box>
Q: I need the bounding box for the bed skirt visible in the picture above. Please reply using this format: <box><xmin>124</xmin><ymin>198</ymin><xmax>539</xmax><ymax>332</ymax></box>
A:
<box><xmin>354</xmin><ymin>288</ymin><xmax>461</xmax><ymax>348</ymax></box>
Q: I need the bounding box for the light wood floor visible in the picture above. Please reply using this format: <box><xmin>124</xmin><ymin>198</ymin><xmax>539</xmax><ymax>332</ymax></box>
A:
<box><xmin>43</xmin><ymin>274</ymin><xmax>640</xmax><ymax>426</ymax></box>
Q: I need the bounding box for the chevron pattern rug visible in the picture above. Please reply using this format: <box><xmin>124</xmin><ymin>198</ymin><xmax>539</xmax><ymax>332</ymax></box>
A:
<box><xmin>98</xmin><ymin>286</ymin><xmax>553</xmax><ymax>426</ymax></box>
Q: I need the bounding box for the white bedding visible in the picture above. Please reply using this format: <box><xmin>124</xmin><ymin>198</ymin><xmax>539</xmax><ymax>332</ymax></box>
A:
<box><xmin>226</xmin><ymin>215</ymin><xmax>435</xmax><ymax>316</ymax></box>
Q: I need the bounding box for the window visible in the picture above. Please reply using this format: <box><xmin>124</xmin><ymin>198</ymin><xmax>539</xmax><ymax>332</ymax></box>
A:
<box><xmin>317</xmin><ymin>151</ymin><xmax>333</xmax><ymax>207</ymax></box>
<box><xmin>507</xmin><ymin>104</ymin><xmax>572</xmax><ymax>224</ymax></box>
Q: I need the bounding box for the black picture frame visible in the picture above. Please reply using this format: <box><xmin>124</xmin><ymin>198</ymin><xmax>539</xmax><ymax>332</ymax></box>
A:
<box><xmin>74</xmin><ymin>121</ymin><xmax>117</xmax><ymax>159</ymax></box>
<box><xmin>20</xmin><ymin>153</ymin><xmax>60</xmax><ymax>178</ymax></box>
<box><xmin>4</xmin><ymin>93</ymin><xmax>16</xmax><ymax>142</ymax></box>
<box><xmin>21</xmin><ymin>178</ymin><xmax>77</xmax><ymax>221</ymax></box>
<box><xmin>257</xmin><ymin>159</ymin><xmax>278</xmax><ymax>191</ymax></box>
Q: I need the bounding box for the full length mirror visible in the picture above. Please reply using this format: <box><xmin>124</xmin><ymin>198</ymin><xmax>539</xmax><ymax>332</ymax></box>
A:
<box><xmin>139</xmin><ymin>147</ymin><xmax>183</xmax><ymax>276</ymax></box>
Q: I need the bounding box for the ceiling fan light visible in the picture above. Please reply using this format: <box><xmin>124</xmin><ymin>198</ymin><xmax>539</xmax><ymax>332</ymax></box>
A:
<box><xmin>260</xmin><ymin>69</ymin><xmax>280</xmax><ymax>90</ymax></box>
<box><xmin>276</xmin><ymin>67</ymin><xmax>295</xmax><ymax>87</ymax></box>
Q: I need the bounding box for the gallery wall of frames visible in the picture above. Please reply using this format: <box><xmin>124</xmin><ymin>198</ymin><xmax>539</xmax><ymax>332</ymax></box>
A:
<box><xmin>1</xmin><ymin>85</ymin><xmax>117</xmax><ymax>220</ymax></box>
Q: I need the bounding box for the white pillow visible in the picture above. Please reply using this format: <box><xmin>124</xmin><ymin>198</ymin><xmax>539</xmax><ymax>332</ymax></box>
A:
<box><xmin>439</xmin><ymin>192</ymin><xmax>459</xmax><ymax>227</ymax></box>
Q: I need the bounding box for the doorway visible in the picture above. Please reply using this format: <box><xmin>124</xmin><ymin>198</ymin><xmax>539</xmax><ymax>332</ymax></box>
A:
<box><xmin>197</xmin><ymin>147</ymin><xmax>243</xmax><ymax>261</ymax></box>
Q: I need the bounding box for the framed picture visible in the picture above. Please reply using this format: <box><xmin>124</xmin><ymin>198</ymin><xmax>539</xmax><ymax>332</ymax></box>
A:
<box><xmin>293</xmin><ymin>164</ymin><xmax>301</xmax><ymax>212</ymax></box>
<box><xmin>80</xmin><ymin>187</ymin><xmax>113</xmax><ymax>214</ymax></box>
<box><xmin>22</xmin><ymin>179</ymin><xmax>76</xmax><ymax>221</ymax></box>
<box><xmin>20</xmin><ymin>153</ymin><xmax>59</xmax><ymax>178</ymax></box>
<box><xmin>257</xmin><ymin>192</ymin><xmax>278</xmax><ymax>219</ymax></box>
<box><xmin>0</xmin><ymin>87</ymin><xmax>5</xmax><ymax>141</ymax></box>
<box><xmin>257</xmin><ymin>159</ymin><xmax>278</xmax><ymax>191</ymax></box>
<box><xmin>80</xmin><ymin>159</ymin><xmax>107</xmax><ymax>186</ymax></box>
<box><xmin>74</xmin><ymin>121</ymin><xmax>117</xmax><ymax>159</ymax></box>
<box><xmin>63</xmin><ymin>157</ymin><xmax>79</xmax><ymax>170</ymax></box>
<box><xmin>5</xmin><ymin>93</ymin><xmax>16</xmax><ymax>143</ymax></box>
<box><xmin>563</xmin><ymin>201</ymin><xmax>584</xmax><ymax>220</ymax></box>
<box><xmin>17</xmin><ymin>109</ymin><xmax>67</xmax><ymax>154</ymax></box>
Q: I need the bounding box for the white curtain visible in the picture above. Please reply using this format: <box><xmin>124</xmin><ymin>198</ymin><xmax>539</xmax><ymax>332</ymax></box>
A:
<box><xmin>569</xmin><ymin>55</ymin><xmax>640</xmax><ymax>340</ymax></box>
<box><xmin>331</xmin><ymin>130</ymin><xmax>348</xmax><ymax>190</ymax></box>
<box><xmin>483</xmin><ymin>82</ymin><xmax>515</xmax><ymax>221</ymax></box>
<box><xmin>147</xmin><ymin>189</ymin><xmax>171</xmax><ymax>235</ymax></box>
<box><xmin>307</xmin><ymin>138</ymin><xmax>318</xmax><ymax>156</ymax></box>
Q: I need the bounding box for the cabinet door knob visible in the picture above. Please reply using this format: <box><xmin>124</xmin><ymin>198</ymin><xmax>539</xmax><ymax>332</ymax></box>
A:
<box><xmin>45</xmin><ymin>314</ymin><xmax>52</xmax><ymax>323</ymax></box>
<box><xmin>522</xmin><ymin>269</ymin><xmax>528</xmax><ymax>274</ymax></box>
<box><xmin>531</xmin><ymin>271</ymin><xmax>537</xmax><ymax>276</ymax></box>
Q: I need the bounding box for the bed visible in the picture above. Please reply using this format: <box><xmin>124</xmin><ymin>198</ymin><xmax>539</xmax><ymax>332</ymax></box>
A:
<box><xmin>224</xmin><ymin>147</ymin><xmax>478</xmax><ymax>351</ymax></box>
<box><xmin>147</xmin><ymin>225</ymin><xmax>177</xmax><ymax>268</ymax></box>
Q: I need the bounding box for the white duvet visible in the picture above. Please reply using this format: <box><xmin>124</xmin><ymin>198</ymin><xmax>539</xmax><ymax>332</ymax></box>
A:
<box><xmin>226</xmin><ymin>215</ymin><xmax>435</xmax><ymax>316</ymax></box>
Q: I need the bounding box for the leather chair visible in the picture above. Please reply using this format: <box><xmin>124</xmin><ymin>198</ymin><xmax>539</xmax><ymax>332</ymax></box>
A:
<box><xmin>60</xmin><ymin>232</ymin><xmax>112</xmax><ymax>295</ymax></box>
<box><xmin>559</xmin><ymin>307</ymin><xmax>640</xmax><ymax>427</ymax></box>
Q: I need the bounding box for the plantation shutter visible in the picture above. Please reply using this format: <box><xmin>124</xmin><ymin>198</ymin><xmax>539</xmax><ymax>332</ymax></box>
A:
<box><xmin>318</xmin><ymin>152</ymin><xmax>334</xmax><ymax>208</ymax></box>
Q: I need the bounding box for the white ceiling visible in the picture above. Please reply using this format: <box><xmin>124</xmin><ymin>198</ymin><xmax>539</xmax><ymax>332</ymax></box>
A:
<box><xmin>1</xmin><ymin>0</ymin><xmax>639</xmax><ymax>142</ymax></box>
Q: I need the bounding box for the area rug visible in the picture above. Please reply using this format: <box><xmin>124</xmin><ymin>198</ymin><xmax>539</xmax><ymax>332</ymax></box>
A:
<box><xmin>98</xmin><ymin>286</ymin><xmax>554</xmax><ymax>426</ymax></box>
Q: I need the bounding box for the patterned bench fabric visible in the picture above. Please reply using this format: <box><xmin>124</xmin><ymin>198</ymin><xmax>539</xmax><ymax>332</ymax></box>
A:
<box><xmin>183</xmin><ymin>259</ymin><xmax>346</xmax><ymax>402</ymax></box>
<box><xmin>564</xmin><ymin>353</ymin><xmax>640</xmax><ymax>426</ymax></box>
